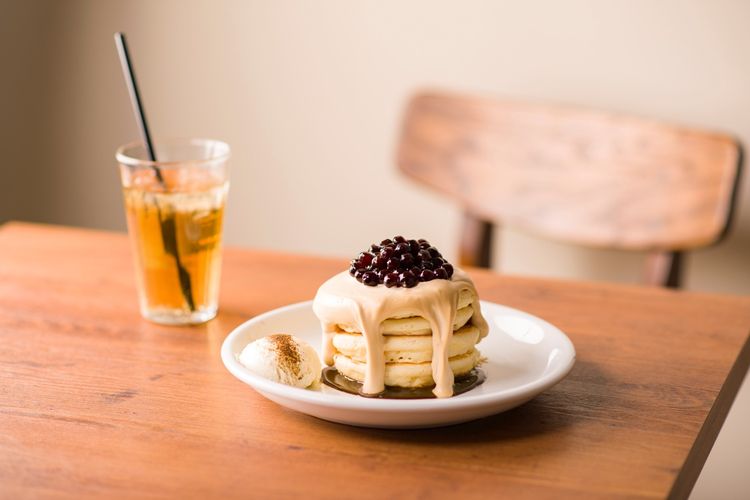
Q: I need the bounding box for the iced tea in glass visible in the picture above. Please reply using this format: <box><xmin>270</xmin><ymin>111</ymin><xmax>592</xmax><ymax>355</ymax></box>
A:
<box><xmin>116</xmin><ymin>138</ymin><xmax>230</xmax><ymax>325</ymax></box>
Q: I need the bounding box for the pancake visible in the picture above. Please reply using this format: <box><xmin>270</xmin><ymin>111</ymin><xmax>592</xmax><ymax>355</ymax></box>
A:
<box><xmin>333</xmin><ymin>324</ymin><xmax>480</xmax><ymax>364</ymax></box>
<box><xmin>335</xmin><ymin>293</ymin><xmax>475</xmax><ymax>337</ymax></box>
<box><xmin>334</xmin><ymin>349</ymin><xmax>481</xmax><ymax>388</ymax></box>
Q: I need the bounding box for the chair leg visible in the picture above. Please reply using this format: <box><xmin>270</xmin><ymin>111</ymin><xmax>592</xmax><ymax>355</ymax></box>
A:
<box><xmin>458</xmin><ymin>213</ymin><xmax>494</xmax><ymax>268</ymax></box>
<box><xmin>644</xmin><ymin>251</ymin><xmax>683</xmax><ymax>288</ymax></box>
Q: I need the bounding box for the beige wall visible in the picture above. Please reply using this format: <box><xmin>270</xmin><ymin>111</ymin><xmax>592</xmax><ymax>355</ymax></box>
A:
<box><xmin>0</xmin><ymin>1</ymin><xmax>55</xmax><ymax>222</ymax></box>
<box><xmin>2</xmin><ymin>1</ymin><xmax>749</xmax><ymax>497</ymax></box>
<box><xmin>2</xmin><ymin>0</ymin><xmax>748</xmax><ymax>293</ymax></box>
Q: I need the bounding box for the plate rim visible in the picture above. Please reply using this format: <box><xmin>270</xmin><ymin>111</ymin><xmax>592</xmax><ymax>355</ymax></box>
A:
<box><xmin>221</xmin><ymin>300</ymin><xmax>576</xmax><ymax>412</ymax></box>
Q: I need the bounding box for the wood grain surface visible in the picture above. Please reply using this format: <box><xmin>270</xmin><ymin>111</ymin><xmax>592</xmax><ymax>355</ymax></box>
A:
<box><xmin>1</xmin><ymin>222</ymin><xmax>749</xmax><ymax>499</ymax></box>
<box><xmin>397</xmin><ymin>91</ymin><xmax>743</xmax><ymax>253</ymax></box>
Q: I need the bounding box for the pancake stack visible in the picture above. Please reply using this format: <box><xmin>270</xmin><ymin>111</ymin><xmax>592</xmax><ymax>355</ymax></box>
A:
<box><xmin>330</xmin><ymin>289</ymin><xmax>483</xmax><ymax>389</ymax></box>
<box><xmin>313</xmin><ymin>236</ymin><xmax>489</xmax><ymax>397</ymax></box>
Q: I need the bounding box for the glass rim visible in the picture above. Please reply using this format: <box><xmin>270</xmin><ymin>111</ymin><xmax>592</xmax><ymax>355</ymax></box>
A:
<box><xmin>116</xmin><ymin>137</ymin><xmax>231</xmax><ymax>168</ymax></box>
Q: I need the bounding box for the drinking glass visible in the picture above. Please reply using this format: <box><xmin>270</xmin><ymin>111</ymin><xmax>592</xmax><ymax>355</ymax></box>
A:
<box><xmin>116</xmin><ymin>138</ymin><xmax>230</xmax><ymax>325</ymax></box>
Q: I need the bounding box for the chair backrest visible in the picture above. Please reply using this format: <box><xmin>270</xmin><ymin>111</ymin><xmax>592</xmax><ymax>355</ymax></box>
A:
<box><xmin>396</xmin><ymin>91</ymin><xmax>743</xmax><ymax>285</ymax></box>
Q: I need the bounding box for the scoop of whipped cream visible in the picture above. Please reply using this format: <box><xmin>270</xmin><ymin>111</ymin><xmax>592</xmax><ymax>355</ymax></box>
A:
<box><xmin>239</xmin><ymin>334</ymin><xmax>321</xmax><ymax>388</ymax></box>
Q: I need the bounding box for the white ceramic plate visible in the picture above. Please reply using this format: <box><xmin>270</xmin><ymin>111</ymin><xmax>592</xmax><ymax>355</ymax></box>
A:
<box><xmin>221</xmin><ymin>300</ymin><xmax>575</xmax><ymax>429</ymax></box>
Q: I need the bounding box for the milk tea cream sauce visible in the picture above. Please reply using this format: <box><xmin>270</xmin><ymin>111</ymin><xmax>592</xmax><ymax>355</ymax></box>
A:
<box><xmin>312</xmin><ymin>269</ymin><xmax>488</xmax><ymax>398</ymax></box>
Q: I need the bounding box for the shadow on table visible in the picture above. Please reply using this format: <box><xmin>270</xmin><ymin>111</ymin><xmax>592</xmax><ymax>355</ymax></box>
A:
<box><xmin>342</xmin><ymin>396</ymin><xmax>572</xmax><ymax>446</ymax></box>
<box><xmin>317</xmin><ymin>358</ymin><xmax>610</xmax><ymax>446</ymax></box>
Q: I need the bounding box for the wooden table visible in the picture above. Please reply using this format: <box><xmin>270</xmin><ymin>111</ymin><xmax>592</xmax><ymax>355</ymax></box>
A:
<box><xmin>1</xmin><ymin>223</ymin><xmax>749</xmax><ymax>499</ymax></box>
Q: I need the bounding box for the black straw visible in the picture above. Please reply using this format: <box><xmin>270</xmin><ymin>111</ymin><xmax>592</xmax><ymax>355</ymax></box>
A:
<box><xmin>114</xmin><ymin>32</ymin><xmax>164</xmax><ymax>184</ymax></box>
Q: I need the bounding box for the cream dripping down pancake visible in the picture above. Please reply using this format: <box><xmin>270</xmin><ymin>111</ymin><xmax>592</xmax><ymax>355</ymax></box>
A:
<box><xmin>312</xmin><ymin>237</ymin><xmax>489</xmax><ymax>398</ymax></box>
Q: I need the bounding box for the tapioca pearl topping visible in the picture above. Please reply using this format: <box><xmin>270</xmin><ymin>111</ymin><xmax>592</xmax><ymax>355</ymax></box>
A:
<box><xmin>349</xmin><ymin>236</ymin><xmax>454</xmax><ymax>287</ymax></box>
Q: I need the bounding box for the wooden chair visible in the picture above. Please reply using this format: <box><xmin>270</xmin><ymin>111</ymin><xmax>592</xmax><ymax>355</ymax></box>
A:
<box><xmin>396</xmin><ymin>91</ymin><xmax>743</xmax><ymax>287</ymax></box>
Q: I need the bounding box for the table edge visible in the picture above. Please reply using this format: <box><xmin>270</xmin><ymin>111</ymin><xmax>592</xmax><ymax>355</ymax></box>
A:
<box><xmin>669</xmin><ymin>329</ymin><xmax>750</xmax><ymax>499</ymax></box>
